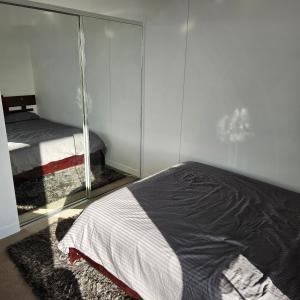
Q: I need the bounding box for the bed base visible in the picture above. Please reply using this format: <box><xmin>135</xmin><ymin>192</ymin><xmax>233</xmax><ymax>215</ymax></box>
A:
<box><xmin>69</xmin><ymin>248</ymin><xmax>142</xmax><ymax>300</ymax></box>
<box><xmin>14</xmin><ymin>150</ymin><xmax>105</xmax><ymax>181</ymax></box>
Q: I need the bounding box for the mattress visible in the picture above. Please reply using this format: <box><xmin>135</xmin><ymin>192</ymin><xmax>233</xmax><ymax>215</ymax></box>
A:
<box><xmin>6</xmin><ymin>117</ymin><xmax>105</xmax><ymax>175</ymax></box>
<box><xmin>58</xmin><ymin>162</ymin><xmax>300</xmax><ymax>300</ymax></box>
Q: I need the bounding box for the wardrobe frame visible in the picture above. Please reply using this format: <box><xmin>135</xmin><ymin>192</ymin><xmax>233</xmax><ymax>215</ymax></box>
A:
<box><xmin>0</xmin><ymin>0</ymin><xmax>144</xmax><ymax>227</ymax></box>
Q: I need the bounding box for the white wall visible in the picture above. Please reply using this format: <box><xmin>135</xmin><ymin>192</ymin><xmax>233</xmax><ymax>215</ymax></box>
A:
<box><xmin>142</xmin><ymin>0</ymin><xmax>188</xmax><ymax>176</ymax></box>
<box><xmin>0</xmin><ymin>93</ymin><xmax>20</xmax><ymax>239</ymax></box>
<box><xmin>180</xmin><ymin>0</ymin><xmax>300</xmax><ymax>192</ymax></box>
<box><xmin>0</xmin><ymin>4</ymin><xmax>35</xmax><ymax>96</ymax></box>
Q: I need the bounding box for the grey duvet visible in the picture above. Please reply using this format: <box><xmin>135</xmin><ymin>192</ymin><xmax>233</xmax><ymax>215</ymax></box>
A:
<box><xmin>59</xmin><ymin>162</ymin><xmax>300</xmax><ymax>299</ymax></box>
<box><xmin>7</xmin><ymin>118</ymin><xmax>105</xmax><ymax>175</ymax></box>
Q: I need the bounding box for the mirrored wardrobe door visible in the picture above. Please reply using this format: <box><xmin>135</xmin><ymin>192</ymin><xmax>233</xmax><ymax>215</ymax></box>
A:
<box><xmin>83</xmin><ymin>17</ymin><xmax>143</xmax><ymax>198</ymax></box>
<box><xmin>0</xmin><ymin>3</ymin><xmax>86</xmax><ymax>224</ymax></box>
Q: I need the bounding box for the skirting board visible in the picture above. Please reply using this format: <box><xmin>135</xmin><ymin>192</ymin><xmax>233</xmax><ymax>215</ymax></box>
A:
<box><xmin>0</xmin><ymin>222</ymin><xmax>20</xmax><ymax>240</ymax></box>
<box><xmin>107</xmin><ymin>160</ymin><xmax>140</xmax><ymax>177</ymax></box>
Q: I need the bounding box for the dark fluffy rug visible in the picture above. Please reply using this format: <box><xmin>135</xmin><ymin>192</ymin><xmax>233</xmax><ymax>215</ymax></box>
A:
<box><xmin>7</xmin><ymin>217</ymin><xmax>133</xmax><ymax>300</ymax></box>
<box><xmin>15</xmin><ymin>165</ymin><xmax>125</xmax><ymax>214</ymax></box>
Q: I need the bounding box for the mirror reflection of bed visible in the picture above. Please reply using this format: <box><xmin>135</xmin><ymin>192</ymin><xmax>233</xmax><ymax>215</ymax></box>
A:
<box><xmin>2</xmin><ymin>94</ymin><xmax>132</xmax><ymax>224</ymax></box>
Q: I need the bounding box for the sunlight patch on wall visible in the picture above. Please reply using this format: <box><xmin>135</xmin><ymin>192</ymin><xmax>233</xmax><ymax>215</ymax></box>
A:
<box><xmin>180</xmin><ymin>19</ymin><xmax>195</xmax><ymax>34</ymax></box>
<box><xmin>217</xmin><ymin>108</ymin><xmax>253</xmax><ymax>143</ymax></box>
<box><xmin>76</xmin><ymin>87</ymin><xmax>93</xmax><ymax>114</ymax></box>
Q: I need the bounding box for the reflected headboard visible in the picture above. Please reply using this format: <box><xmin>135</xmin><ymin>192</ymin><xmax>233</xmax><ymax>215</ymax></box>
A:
<box><xmin>1</xmin><ymin>95</ymin><xmax>36</xmax><ymax>115</ymax></box>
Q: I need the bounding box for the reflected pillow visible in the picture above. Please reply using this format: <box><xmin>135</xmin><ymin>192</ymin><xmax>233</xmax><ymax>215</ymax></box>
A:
<box><xmin>5</xmin><ymin>112</ymin><xmax>40</xmax><ymax>124</ymax></box>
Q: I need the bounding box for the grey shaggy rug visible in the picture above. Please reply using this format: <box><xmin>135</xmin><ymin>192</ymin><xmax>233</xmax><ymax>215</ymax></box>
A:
<box><xmin>7</xmin><ymin>217</ymin><xmax>133</xmax><ymax>300</ymax></box>
<box><xmin>15</xmin><ymin>165</ymin><xmax>125</xmax><ymax>214</ymax></box>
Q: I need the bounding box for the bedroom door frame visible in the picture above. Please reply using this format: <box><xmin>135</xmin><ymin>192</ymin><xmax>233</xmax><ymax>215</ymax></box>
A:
<box><xmin>0</xmin><ymin>0</ymin><xmax>145</xmax><ymax>226</ymax></box>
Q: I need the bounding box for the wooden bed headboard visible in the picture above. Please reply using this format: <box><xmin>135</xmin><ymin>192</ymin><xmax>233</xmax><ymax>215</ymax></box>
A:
<box><xmin>1</xmin><ymin>95</ymin><xmax>36</xmax><ymax>115</ymax></box>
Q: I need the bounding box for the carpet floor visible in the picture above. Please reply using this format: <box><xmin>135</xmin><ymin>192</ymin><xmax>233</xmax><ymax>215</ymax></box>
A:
<box><xmin>15</xmin><ymin>165</ymin><xmax>125</xmax><ymax>214</ymax></box>
<box><xmin>7</xmin><ymin>217</ymin><xmax>133</xmax><ymax>300</ymax></box>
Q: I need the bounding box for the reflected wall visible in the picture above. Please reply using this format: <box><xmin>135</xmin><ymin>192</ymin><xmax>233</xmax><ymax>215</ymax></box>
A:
<box><xmin>83</xmin><ymin>16</ymin><xmax>142</xmax><ymax>197</ymax></box>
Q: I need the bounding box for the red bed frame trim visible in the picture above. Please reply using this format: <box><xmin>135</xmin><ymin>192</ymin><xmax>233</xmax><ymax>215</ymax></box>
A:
<box><xmin>14</xmin><ymin>154</ymin><xmax>84</xmax><ymax>180</ymax></box>
<box><xmin>69</xmin><ymin>248</ymin><xmax>142</xmax><ymax>300</ymax></box>
<box><xmin>40</xmin><ymin>154</ymin><xmax>84</xmax><ymax>175</ymax></box>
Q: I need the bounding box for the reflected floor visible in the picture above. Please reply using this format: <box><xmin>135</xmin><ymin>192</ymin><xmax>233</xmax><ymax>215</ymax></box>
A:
<box><xmin>15</xmin><ymin>165</ymin><xmax>125</xmax><ymax>215</ymax></box>
<box><xmin>17</xmin><ymin>165</ymin><xmax>137</xmax><ymax>225</ymax></box>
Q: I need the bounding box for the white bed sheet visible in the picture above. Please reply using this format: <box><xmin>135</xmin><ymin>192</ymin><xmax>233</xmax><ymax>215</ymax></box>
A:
<box><xmin>58</xmin><ymin>186</ymin><xmax>241</xmax><ymax>300</ymax></box>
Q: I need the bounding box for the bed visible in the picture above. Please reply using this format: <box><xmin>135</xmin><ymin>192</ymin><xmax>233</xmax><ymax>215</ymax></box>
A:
<box><xmin>58</xmin><ymin>161</ymin><xmax>300</xmax><ymax>300</ymax></box>
<box><xmin>2</xmin><ymin>94</ymin><xmax>106</xmax><ymax>213</ymax></box>
<box><xmin>2</xmin><ymin>95</ymin><xmax>105</xmax><ymax>178</ymax></box>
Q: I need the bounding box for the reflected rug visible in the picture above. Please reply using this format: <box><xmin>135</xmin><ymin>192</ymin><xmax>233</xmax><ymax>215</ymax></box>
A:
<box><xmin>15</xmin><ymin>165</ymin><xmax>125</xmax><ymax>214</ymax></box>
<box><xmin>7</xmin><ymin>217</ymin><xmax>133</xmax><ymax>300</ymax></box>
